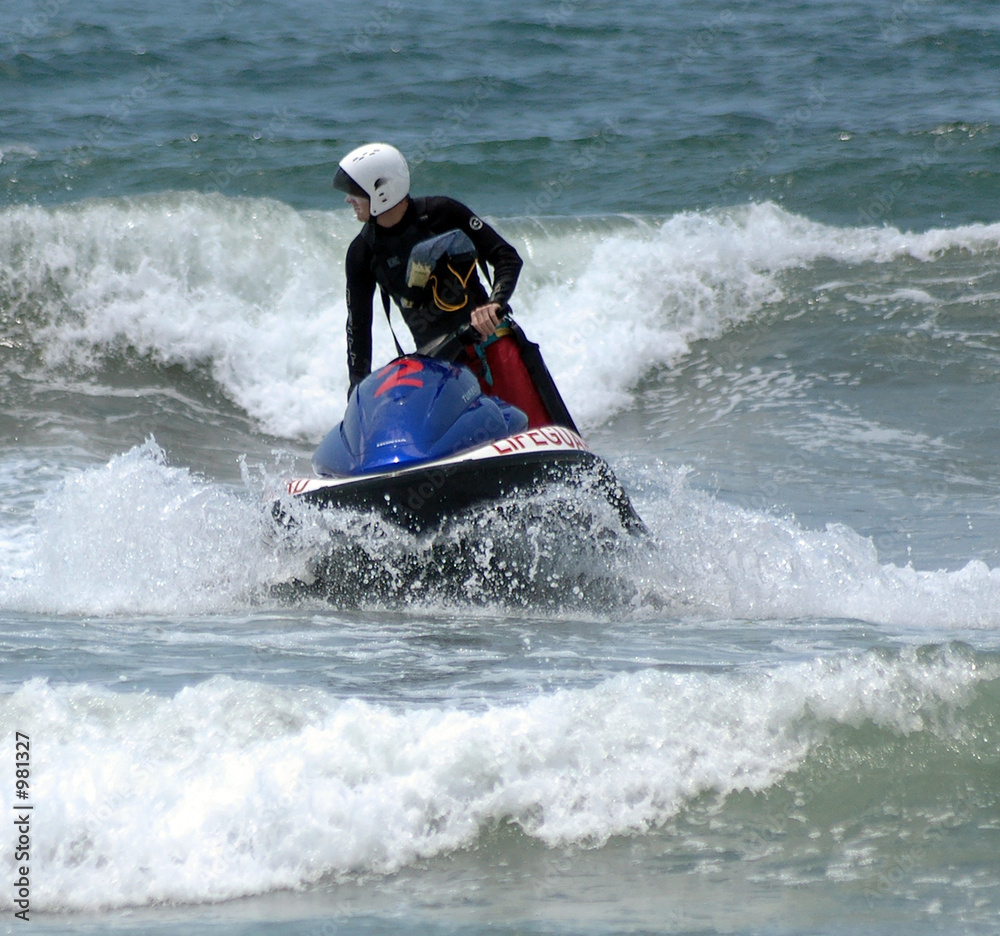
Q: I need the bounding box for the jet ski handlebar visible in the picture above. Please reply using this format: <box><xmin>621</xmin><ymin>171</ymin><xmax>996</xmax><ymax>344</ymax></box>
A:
<box><xmin>416</xmin><ymin>323</ymin><xmax>483</xmax><ymax>360</ymax></box>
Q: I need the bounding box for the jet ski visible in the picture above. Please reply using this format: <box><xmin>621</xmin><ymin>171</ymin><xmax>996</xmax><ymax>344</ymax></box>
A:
<box><xmin>281</xmin><ymin>355</ymin><xmax>644</xmax><ymax>533</ymax></box>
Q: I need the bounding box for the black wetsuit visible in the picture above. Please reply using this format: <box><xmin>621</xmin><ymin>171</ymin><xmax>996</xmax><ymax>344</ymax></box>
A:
<box><xmin>344</xmin><ymin>195</ymin><xmax>523</xmax><ymax>389</ymax></box>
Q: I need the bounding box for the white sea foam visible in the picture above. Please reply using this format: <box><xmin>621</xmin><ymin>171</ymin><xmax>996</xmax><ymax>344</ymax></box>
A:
<box><xmin>5</xmin><ymin>195</ymin><xmax>1000</xmax><ymax>438</ymax></box>
<box><xmin>2</xmin><ymin>441</ymin><xmax>1000</xmax><ymax>631</ymax></box>
<box><xmin>0</xmin><ymin>646</ymin><xmax>988</xmax><ymax>912</ymax></box>
<box><xmin>636</xmin><ymin>465</ymin><xmax>1000</xmax><ymax>629</ymax></box>
<box><xmin>505</xmin><ymin>203</ymin><xmax>1000</xmax><ymax>426</ymax></box>
<box><xmin>6</xmin><ymin>195</ymin><xmax>1000</xmax><ymax>626</ymax></box>
<box><xmin>1</xmin><ymin>194</ymin><xmax>362</xmax><ymax>440</ymax></box>
<box><xmin>0</xmin><ymin>439</ymin><xmax>296</xmax><ymax>616</ymax></box>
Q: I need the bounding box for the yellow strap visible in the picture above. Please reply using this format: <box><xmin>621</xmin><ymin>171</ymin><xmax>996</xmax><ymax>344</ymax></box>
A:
<box><xmin>430</xmin><ymin>260</ymin><xmax>478</xmax><ymax>312</ymax></box>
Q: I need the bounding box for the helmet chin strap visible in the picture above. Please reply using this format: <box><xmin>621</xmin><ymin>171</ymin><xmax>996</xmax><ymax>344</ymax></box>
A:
<box><xmin>372</xmin><ymin>197</ymin><xmax>410</xmax><ymax>227</ymax></box>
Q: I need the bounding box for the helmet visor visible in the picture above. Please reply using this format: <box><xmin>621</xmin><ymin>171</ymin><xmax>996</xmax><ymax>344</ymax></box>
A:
<box><xmin>333</xmin><ymin>166</ymin><xmax>367</xmax><ymax>198</ymax></box>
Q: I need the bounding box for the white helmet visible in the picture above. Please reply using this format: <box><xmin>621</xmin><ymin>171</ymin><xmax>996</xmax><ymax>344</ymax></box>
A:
<box><xmin>333</xmin><ymin>142</ymin><xmax>410</xmax><ymax>216</ymax></box>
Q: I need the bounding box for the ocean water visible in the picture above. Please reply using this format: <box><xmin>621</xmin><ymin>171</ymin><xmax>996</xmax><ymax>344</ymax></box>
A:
<box><xmin>3</xmin><ymin>2</ymin><xmax>1000</xmax><ymax>934</ymax></box>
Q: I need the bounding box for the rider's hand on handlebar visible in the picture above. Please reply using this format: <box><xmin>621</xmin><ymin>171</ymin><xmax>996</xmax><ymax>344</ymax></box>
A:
<box><xmin>470</xmin><ymin>302</ymin><xmax>503</xmax><ymax>339</ymax></box>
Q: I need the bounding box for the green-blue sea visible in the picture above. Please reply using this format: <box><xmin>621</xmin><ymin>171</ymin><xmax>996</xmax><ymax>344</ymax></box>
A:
<box><xmin>3</xmin><ymin>2</ymin><xmax>1000</xmax><ymax>934</ymax></box>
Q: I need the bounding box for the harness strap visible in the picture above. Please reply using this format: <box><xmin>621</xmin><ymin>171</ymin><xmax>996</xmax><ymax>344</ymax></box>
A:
<box><xmin>380</xmin><ymin>288</ymin><xmax>406</xmax><ymax>358</ymax></box>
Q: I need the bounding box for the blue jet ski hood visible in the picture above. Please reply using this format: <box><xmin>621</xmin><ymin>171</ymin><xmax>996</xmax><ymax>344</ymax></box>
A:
<box><xmin>313</xmin><ymin>356</ymin><xmax>528</xmax><ymax>477</ymax></box>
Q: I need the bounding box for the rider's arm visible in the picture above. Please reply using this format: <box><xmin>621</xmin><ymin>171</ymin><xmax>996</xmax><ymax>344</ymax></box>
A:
<box><xmin>345</xmin><ymin>234</ymin><xmax>376</xmax><ymax>392</ymax></box>
<box><xmin>427</xmin><ymin>197</ymin><xmax>523</xmax><ymax>310</ymax></box>
<box><xmin>481</xmin><ymin>230</ymin><xmax>522</xmax><ymax>311</ymax></box>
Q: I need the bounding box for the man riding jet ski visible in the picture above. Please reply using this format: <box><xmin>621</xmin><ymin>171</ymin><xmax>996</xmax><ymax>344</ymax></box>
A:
<box><xmin>333</xmin><ymin>142</ymin><xmax>575</xmax><ymax>430</ymax></box>
<box><xmin>278</xmin><ymin>144</ymin><xmax>642</xmax><ymax>533</ymax></box>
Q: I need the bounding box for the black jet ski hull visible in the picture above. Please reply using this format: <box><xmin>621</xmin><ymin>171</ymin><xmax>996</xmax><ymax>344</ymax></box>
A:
<box><xmin>283</xmin><ymin>426</ymin><xmax>643</xmax><ymax>533</ymax></box>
